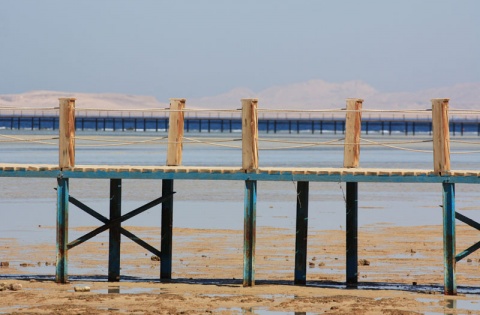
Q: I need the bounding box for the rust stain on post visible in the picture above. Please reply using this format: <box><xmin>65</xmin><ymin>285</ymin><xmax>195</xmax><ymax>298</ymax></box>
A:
<box><xmin>58</xmin><ymin>98</ymin><xmax>76</xmax><ymax>169</ymax></box>
<box><xmin>167</xmin><ymin>98</ymin><xmax>186</xmax><ymax>166</ymax></box>
<box><xmin>432</xmin><ymin>98</ymin><xmax>451</xmax><ymax>175</ymax></box>
<box><xmin>241</xmin><ymin>99</ymin><xmax>259</xmax><ymax>171</ymax></box>
<box><xmin>344</xmin><ymin>99</ymin><xmax>363</xmax><ymax>168</ymax></box>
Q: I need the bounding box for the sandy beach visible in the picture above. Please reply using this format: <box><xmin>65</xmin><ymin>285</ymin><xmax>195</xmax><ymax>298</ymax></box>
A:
<box><xmin>2</xmin><ymin>223</ymin><xmax>480</xmax><ymax>314</ymax></box>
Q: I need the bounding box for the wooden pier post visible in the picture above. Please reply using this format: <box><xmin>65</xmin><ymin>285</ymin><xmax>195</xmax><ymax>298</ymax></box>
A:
<box><xmin>344</xmin><ymin>98</ymin><xmax>363</xmax><ymax>286</ymax></box>
<box><xmin>166</xmin><ymin>98</ymin><xmax>185</xmax><ymax>166</ymax></box>
<box><xmin>56</xmin><ymin>177</ymin><xmax>69</xmax><ymax>283</ymax></box>
<box><xmin>162</xmin><ymin>98</ymin><xmax>184</xmax><ymax>280</ymax></box>
<box><xmin>432</xmin><ymin>98</ymin><xmax>456</xmax><ymax>295</ymax></box>
<box><xmin>432</xmin><ymin>99</ymin><xmax>451</xmax><ymax>175</ymax></box>
<box><xmin>241</xmin><ymin>98</ymin><xmax>258</xmax><ymax>286</ymax></box>
<box><xmin>58</xmin><ymin>98</ymin><xmax>76</xmax><ymax>169</ymax></box>
<box><xmin>243</xmin><ymin>180</ymin><xmax>257</xmax><ymax>286</ymax></box>
<box><xmin>294</xmin><ymin>181</ymin><xmax>309</xmax><ymax>285</ymax></box>
<box><xmin>108</xmin><ymin>179</ymin><xmax>122</xmax><ymax>282</ymax></box>
<box><xmin>241</xmin><ymin>99</ymin><xmax>259</xmax><ymax>171</ymax></box>
<box><xmin>344</xmin><ymin>98</ymin><xmax>363</xmax><ymax>168</ymax></box>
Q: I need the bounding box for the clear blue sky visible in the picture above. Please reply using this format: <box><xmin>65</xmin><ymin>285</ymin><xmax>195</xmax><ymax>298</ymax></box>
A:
<box><xmin>1</xmin><ymin>1</ymin><xmax>478</xmax><ymax>100</ymax></box>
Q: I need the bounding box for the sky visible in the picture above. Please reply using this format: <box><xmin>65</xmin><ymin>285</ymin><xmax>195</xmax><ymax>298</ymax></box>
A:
<box><xmin>0</xmin><ymin>1</ymin><xmax>479</xmax><ymax>101</ymax></box>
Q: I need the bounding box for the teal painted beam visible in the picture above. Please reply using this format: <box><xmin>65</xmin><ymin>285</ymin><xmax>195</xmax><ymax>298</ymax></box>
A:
<box><xmin>443</xmin><ymin>182</ymin><xmax>457</xmax><ymax>295</ymax></box>
<box><xmin>161</xmin><ymin>179</ymin><xmax>174</xmax><ymax>281</ymax></box>
<box><xmin>456</xmin><ymin>240</ymin><xmax>480</xmax><ymax>262</ymax></box>
<box><xmin>67</xmin><ymin>192</ymin><xmax>174</xmax><ymax>250</ymax></box>
<box><xmin>346</xmin><ymin>182</ymin><xmax>358</xmax><ymax>286</ymax></box>
<box><xmin>3</xmin><ymin>167</ymin><xmax>480</xmax><ymax>184</ymax></box>
<box><xmin>56</xmin><ymin>177</ymin><xmax>69</xmax><ymax>284</ymax></box>
<box><xmin>243</xmin><ymin>180</ymin><xmax>257</xmax><ymax>287</ymax></box>
<box><xmin>294</xmin><ymin>181</ymin><xmax>309</xmax><ymax>285</ymax></box>
<box><xmin>455</xmin><ymin>212</ymin><xmax>480</xmax><ymax>231</ymax></box>
<box><xmin>108</xmin><ymin>179</ymin><xmax>122</xmax><ymax>282</ymax></box>
<box><xmin>68</xmin><ymin>195</ymin><xmax>161</xmax><ymax>257</ymax></box>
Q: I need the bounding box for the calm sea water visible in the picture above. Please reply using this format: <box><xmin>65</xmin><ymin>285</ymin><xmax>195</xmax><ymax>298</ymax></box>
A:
<box><xmin>1</xmin><ymin>130</ymin><xmax>480</xmax><ymax>234</ymax></box>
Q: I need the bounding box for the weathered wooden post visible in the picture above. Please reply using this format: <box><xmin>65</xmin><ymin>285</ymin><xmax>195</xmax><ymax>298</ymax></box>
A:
<box><xmin>344</xmin><ymin>99</ymin><xmax>363</xmax><ymax>168</ymax></box>
<box><xmin>166</xmin><ymin>98</ymin><xmax>186</xmax><ymax>166</ymax></box>
<box><xmin>242</xmin><ymin>98</ymin><xmax>259</xmax><ymax>171</ymax></box>
<box><xmin>432</xmin><ymin>99</ymin><xmax>451</xmax><ymax>176</ymax></box>
<box><xmin>344</xmin><ymin>98</ymin><xmax>363</xmax><ymax>286</ymax></box>
<box><xmin>56</xmin><ymin>98</ymin><xmax>75</xmax><ymax>284</ymax></box>
<box><xmin>58</xmin><ymin>98</ymin><xmax>76</xmax><ymax>169</ymax></box>
<box><xmin>241</xmin><ymin>98</ymin><xmax>258</xmax><ymax>286</ymax></box>
<box><xmin>432</xmin><ymin>98</ymin><xmax>456</xmax><ymax>295</ymax></box>
<box><xmin>161</xmin><ymin>98</ymin><xmax>185</xmax><ymax>281</ymax></box>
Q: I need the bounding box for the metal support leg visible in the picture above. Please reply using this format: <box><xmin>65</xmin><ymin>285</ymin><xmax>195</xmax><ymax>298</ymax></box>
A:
<box><xmin>294</xmin><ymin>181</ymin><xmax>309</xmax><ymax>285</ymax></box>
<box><xmin>56</xmin><ymin>177</ymin><xmax>69</xmax><ymax>283</ymax></box>
<box><xmin>443</xmin><ymin>182</ymin><xmax>457</xmax><ymax>295</ymax></box>
<box><xmin>346</xmin><ymin>182</ymin><xmax>358</xmax><ymax>286</ymax></box>
<box><xmin>161</xmin><ymin>179</ymin><xmax>174</xmax><ymax>281</ymax></box>
<box><xmin>243</xmin><ymin>180</ymin><xmax>257</xmax><ymax>286</ymax></box>
<box><xmin>108</xmin><ymin>179</ymin><xmax>122</xmax><ymax>282</ymax></box>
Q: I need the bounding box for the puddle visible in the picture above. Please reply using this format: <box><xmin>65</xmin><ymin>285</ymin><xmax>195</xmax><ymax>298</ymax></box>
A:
<box><xmin>92</xmin><ymin>285</ymin><xmax>161</xmax><ymax>294</ymax></box>
<box><xmin>215</xmin><ymin>308</ymin><xmax>314</xmax><ymax>314</ymax></box>
<box><xmin>0</xmin><ymin>305</ymin><xmax>29</xmax><ymax>314</ymax></box>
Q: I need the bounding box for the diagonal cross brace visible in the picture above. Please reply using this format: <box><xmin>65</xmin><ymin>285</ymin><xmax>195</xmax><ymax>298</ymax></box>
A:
<box><xmin>456</xmin><ymin>212</ymin><xmax>480</xmax><ymax>231</ymax></box>
<box><xmin>455</xmin><ymin>212</ymin><xmax>480</xmax><ymax>262</ymax></box>
<box><xmin>68</xmin><ymin>196</ymin><xmax>162</xmax><ymax>257</ymax></box>
<box><xmin>67</xmin><ymin>192</ymin><xmax>175</xmax><ymax>250</ymax></box>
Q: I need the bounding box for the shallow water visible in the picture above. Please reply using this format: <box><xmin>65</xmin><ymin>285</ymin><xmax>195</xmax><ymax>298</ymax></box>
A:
<box><xmin>2</xmin><ymin>132</ymin><xmax>480</xmax><ymax>297</ymax></box>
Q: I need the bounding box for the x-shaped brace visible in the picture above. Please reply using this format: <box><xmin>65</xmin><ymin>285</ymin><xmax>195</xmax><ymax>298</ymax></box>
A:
<box><xmin>66</xmin><ymin>192</ymin><xmax>175</xmax><ymax>258</ymax></box>
<box><xmin>455</xmin><ymin>212</ymin><xmax>480</xmax><ymax>262</ymax></box>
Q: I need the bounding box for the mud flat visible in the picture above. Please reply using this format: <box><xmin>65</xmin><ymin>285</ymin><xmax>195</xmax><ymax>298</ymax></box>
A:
<box><xmin>2</xmin><ymin>225</ymin><xmax>480</xmax><ymax>314</ymax></box>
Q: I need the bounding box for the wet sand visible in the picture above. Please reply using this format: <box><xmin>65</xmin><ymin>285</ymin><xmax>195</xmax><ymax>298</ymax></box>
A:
<box><xmin>2</xmin><ymin>224</ymin><xmax>480</xmax><ymax>314</ymax></box>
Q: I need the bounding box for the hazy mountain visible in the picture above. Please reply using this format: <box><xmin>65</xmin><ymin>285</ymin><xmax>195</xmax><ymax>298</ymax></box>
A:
<box><xmin>190</xmin><ymin>80</ymin><xmax>480</xmax><ymax>110</ymax></box>
<box><xmin>0</xmin><ymin>81</ymin><xmax>478</xmax><ymax>112</ymax></box>
<box><xmin>0</xmin><ymin>90</ymin><xmax>168</xmax><ymax>111</ymax></box>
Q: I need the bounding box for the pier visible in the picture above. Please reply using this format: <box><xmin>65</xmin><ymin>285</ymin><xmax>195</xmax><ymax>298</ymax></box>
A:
<box><xmin>1</xmin><ymin>97</ymin><xmax>480</xmax><ymax>295</ymax></box>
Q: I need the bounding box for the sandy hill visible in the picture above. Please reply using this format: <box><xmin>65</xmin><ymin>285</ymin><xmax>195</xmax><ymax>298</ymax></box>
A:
<box><xmin>0</xmin><ymin>81</ymin><xmax>478</xmax><ymax>112</ymax></box>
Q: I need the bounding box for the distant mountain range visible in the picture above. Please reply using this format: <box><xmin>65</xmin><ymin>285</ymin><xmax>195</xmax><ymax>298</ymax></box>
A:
<box><xmin>0</xmin><ymin>80</ymin><xmax>478</xmax><ymax>111</ymax></box>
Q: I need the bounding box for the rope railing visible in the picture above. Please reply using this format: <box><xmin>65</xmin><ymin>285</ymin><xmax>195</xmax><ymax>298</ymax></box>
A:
<box><xmin>182</xmin><ymin>136</ymin><xmax>241</xmax><ymax>149</ymax></box>
<box><xmin>360</xmin><ymin>138</ymin><xmax>433</xmax><ymax>153</ymax></box>
<box><xmin>1</xmin><ymin>98</ymin><xmax>478</xmax><ymax>171</ymax></box>
<box><xmin>73</xmin><ymin>136</ymin><xmax>169</xmax><ymax>147</ymax></box>
<box><xmin>1</xmin><ymin>105</ymin><xmax>479</xmax><ymax>118</ymax></box>
<box><xmin>0</xmin><ymin>134</ymin><xmax>58</xmax><ymax>145</ymax></box>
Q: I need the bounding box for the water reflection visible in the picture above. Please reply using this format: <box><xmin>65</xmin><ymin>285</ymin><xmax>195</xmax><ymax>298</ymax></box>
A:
<box><xmin>444</xmin><ymin>299</ymin><xmax>456</xmax><ymax>315</ymax></box>
<box><xmin>108</xmin><ymin>286</ymin><xmax>120</xmax><ymax>294</ymax></box>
